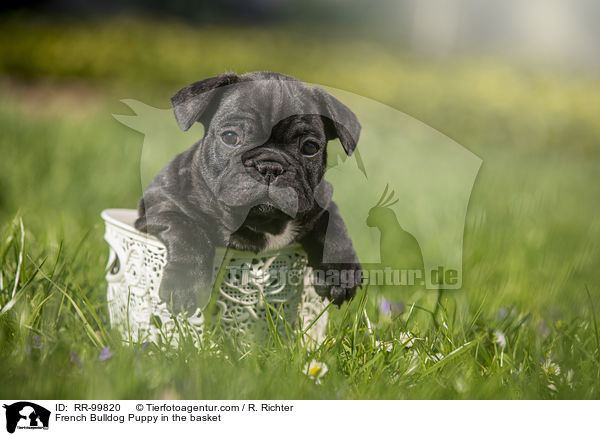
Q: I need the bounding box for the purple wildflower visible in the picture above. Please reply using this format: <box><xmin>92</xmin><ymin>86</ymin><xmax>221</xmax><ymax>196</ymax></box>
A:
<box><xmin>379</xmin><ymin>298</ymin><xmax>404</xmax><ymax>316</ymax></box>
<box><xmin>32</xmin><ymin>335</ymin><xmax>42</xmax><ymax>349</ymax></box>
<box><xmin>70</xmin><ymin>351</ymin><xmax>83</xmax><ymax>366</ymax></box>
<box><xmin>99</xmin><ymin>346</ymin><xmax>113</xmax><ymax>361</ymax></box>
<box><xmin>379</xmin><ymin>299</ymin><xmax>392</xmax><ymax>315</ymax></box>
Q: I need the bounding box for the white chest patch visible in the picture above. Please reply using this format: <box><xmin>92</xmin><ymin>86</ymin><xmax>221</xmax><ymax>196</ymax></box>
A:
<box><xmin>264</xmin><ymin>222</ymin><xmax>298</xmax><ymax>251</ymax></box>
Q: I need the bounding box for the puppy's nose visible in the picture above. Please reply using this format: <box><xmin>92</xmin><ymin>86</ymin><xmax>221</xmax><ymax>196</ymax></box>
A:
<box><xmin>254</xmin><ymin>160</ymin><xmax>284</xmax><ymax>183</ymax></box>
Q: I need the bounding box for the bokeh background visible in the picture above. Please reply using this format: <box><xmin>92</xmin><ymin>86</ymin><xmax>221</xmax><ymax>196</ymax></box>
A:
<box><xmin>1</xmin><ymin>0</ymin><xmax>599</xmax><ymax>399</ymax></box>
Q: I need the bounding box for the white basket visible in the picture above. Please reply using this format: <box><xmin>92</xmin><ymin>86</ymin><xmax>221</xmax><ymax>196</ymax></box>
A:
<box><xmin>101</xmin><ymin>209</ymin><xmax>328</xmax><ymax>346</ymax></box>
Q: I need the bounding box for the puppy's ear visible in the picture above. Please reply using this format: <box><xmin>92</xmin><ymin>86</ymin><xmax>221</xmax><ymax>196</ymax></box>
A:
<box><xmin>171</xmin><ymin>73</ymin><xmax>240</xmax><ymax>131</ymax></box>
<box><xmin>315</xmin><ymin>87</ymin><xmax>361</xmax><ymax>156</ymax></box>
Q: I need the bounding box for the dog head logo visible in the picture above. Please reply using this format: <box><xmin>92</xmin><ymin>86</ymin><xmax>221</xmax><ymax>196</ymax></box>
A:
<box><xmin>3</xmin><ymin>402</ymin><xmax>50</xmax><ymax>433</ymax></box>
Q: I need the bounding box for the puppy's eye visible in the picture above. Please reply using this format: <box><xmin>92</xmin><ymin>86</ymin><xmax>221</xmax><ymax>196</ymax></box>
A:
<box><xmin>221</xmin><ymin>131</ymin><xmax>240</xmax><ymax>146</ymax></box>
<box><xmin>301</xmin><ymin>140</ymin><xmax>320</xmax><ymax>156</ymax></box>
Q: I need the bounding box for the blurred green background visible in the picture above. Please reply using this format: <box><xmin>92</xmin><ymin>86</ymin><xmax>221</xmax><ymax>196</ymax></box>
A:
<box><xmin>0</xmin><ymin>1</ymin><xmax>599</xmax><ymax>399</ymax></box>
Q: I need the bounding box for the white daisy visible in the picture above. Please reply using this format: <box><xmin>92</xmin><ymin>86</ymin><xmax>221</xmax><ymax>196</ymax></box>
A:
<box><xmin>493</xmin><ymin>330</ymin><xmax>507</xmax><ymax>348</ymax></box>
<box><xmin>397</xmin><ymin>331</ymin><xmax>416</xmax><ymax>348</ymax></box>
<box><xmin>303</xmin><ymin>360</ymin><xmax>328</xmax><ymax>384</ymax></box>
<box><xmin>375</xmin><ymin>340</ymin><xmax>393</xmax><ymax>353</ymax></box>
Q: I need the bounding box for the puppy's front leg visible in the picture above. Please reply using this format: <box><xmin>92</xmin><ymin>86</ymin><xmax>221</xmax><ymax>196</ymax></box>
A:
<box><xmin>300</xmin><ymin>203</ymin><xmax>363</xmax><ymax>306</ymax></box>
<box><xmin>136</xmin><ymin>211</ymin><xmax>215</xmax><ymax>313</ymax></box>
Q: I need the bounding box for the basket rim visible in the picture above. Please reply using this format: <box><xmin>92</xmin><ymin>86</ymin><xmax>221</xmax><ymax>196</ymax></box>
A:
<box><xmin>101</xmin><ymin>208</ymin><xmax>304</xmax><ymax>257</ymax></box>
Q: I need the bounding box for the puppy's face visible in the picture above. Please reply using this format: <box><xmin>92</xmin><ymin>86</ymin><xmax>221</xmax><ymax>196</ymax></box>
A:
<box><xmin>201</xmin><ymin>82</ymin><xmax>329</xmax><ymax>225</ymax></box>
<box><xmin>171</xmin><ymin>72</ymin><xmax>360</xmax><ymax>232</ymax></box>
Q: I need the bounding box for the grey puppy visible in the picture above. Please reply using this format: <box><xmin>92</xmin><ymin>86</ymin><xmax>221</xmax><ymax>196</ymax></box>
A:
<box><xmin>135</xmin><ymin>71</ymin><xmax>363</xmax><ymax>313</ymax></box>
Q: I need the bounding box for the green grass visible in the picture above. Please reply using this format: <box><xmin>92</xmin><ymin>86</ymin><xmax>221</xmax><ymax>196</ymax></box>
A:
<box><xmin>1</xmin><ymin>16</ymin><xmax>599</xmax><ymax>399</ymax></box>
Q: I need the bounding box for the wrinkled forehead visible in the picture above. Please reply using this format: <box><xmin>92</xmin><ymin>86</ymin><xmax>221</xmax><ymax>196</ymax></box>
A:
<box><xmin>214</xmin><ymin>79</ymin><xmax>322</xmax><ymax>126</ymax></box>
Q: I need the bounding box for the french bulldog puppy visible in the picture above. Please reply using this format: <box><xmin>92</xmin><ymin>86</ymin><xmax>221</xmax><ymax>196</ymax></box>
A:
<box><xmin>135</xmin><ymin>71</ymin><xmax>363</xmax><ymax>313</ymax></box>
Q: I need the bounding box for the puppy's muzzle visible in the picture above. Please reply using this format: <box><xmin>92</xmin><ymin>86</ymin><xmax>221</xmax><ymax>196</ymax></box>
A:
<box><xmin>254</xmin><ymin>160</ymin><xmax>284</xmax><ymax>183</ymax></box>
<box><xmin>243</xmin><ymin>150</ymin><xmax>289</xmax><ymax>185</ymax></box>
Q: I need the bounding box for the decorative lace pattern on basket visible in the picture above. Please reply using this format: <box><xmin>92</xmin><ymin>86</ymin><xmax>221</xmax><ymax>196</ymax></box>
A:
<box><xmin>103</xmin><ymin>217</ymin><xmax>327</xmax><ymax>346</ymax></box>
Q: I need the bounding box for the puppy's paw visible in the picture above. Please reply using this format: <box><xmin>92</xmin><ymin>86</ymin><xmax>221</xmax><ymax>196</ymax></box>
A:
<box><xmin>331</xmin><ymin>285</ymin><xmax>359</xmax><ymax>306</ymax></box>
<box><xmin>312</xmin><ymin>263</ymin><xmax>363</xmax><ymax>307</ymax></box>
<box><xmin>159</xmin><ymin>265</ymin><xmax>210</xmax><ymax>315</ymax></box>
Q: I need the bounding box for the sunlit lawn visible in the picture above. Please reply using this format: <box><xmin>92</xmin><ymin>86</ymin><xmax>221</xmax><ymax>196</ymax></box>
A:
<box><xmin>0</xmin><ymin>17</ymin><xmax>599</xmax><ymax>399</ymax></box>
